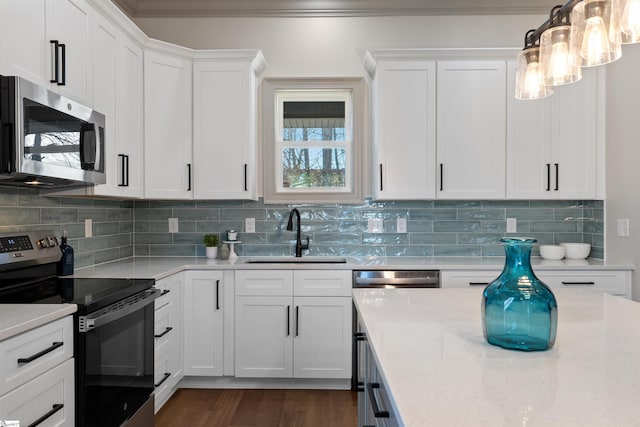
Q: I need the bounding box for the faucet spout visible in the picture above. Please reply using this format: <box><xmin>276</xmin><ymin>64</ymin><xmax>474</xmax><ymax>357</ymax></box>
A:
<box><xmin>286</xmin><ymin>208</ymin><xmax>310</xmax><ymax>257</ymax></box>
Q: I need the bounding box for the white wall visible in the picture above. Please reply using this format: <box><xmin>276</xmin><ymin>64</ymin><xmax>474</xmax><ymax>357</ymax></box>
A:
<box><xmin>134</xmin><ymin>15</ymin><xmax>544</xmax><ymax>77</ymax></box>
<box><xmin>605</xmin><ymin>43</ymin><xmax>640</xmax><ymax>301</ymax></box>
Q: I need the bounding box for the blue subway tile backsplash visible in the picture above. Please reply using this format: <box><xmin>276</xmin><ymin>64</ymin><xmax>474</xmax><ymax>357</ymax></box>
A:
<box><xmin>0</xmin><ymin>187</ymin><xmax>605</xmax><ymax>263</ymax></box>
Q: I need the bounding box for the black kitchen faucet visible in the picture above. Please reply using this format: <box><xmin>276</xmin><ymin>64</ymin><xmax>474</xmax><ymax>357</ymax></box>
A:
<box><xmin>286</xmin><ymin>208</ymin><xmax>310</xmax><ymax>257</ymax></box>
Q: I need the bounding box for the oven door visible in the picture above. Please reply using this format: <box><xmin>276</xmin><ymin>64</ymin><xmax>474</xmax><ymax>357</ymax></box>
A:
<box><xmin>76</xmin><ymin>288</ymin><xmax>158</xmax><ymax>427</ymax></box>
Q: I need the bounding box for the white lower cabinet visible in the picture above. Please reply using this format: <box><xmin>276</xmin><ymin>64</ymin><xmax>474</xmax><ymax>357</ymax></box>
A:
<box><xmin>234</xmin><ymin>270</ymin><xmax>352</xmax><ymax>379</ymax></box>
<box><xmin>441</xmin><ymin>269</ymin><xmax>631</xmax><ymax>298</ymax></box>
<box><xmin>154</xmin><ymin>273</ymin><xmax>184</xmax><ymax>413</ymax></box>
<box><xmin>183</xmin><ymin>271</ymin><xmax>225</xmax><ymax>376</ymax></box>
<box><xmin>0</xmin><ymin>316</ymin><xmax>74</xmax><ymax>426</ymax></box>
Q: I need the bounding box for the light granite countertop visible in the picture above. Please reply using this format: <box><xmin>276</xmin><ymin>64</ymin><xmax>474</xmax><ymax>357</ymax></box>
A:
<box><xmin>353</xmin><ymin>287</ymin><xmax>640</xmax><ymax>426</ymax></box>
<box><xmin>71</xmin><ymin>256</ymin><xmax>632</xmax><ymax>280</ymax></box>
<box><xmin>0</xmin><ymin>304</ymin><xmax>77</xmax><ymax>341</ymax></box>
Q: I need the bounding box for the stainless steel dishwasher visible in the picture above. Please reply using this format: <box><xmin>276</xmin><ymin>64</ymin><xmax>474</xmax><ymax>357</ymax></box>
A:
<box><xmin>352</xmin><ymin>270</ymin><xmax>440</xmax><ymax>426</ymax></box>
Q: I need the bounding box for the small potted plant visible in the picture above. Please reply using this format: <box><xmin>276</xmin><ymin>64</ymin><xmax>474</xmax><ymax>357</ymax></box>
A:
<box><xmin>203</xmin><ymin>234</ymin><xmax>219</xmax><ymax>259</ymax></box>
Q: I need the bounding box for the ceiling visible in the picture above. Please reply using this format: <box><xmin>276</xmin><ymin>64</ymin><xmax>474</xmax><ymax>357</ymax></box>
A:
<box><xmin>112</xmin><ymin>0</ymin><xmax>556</xmax><ymax>18</ymax></box>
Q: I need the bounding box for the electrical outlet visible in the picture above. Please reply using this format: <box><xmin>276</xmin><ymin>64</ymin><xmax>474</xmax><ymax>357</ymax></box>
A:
<box><xmin>506</xmin><ymin>218</ymin><xmax>517</xmax><ymax>233</ymax></box>
<box><xmin>85</xmin><ymin>219</ymin><xmax>92</xmax><ymax>238</ymax></box>
<box><xmin>168</xmin><ymin>218</ymin><xmax>179</xmax><ymax>234</ymax></box>
<box><xmin>617</xmin><ymin>218</ymin><xmax>630</xmax><ymax>237</ymax></box>
<box><xmin>245</xmin><ymin>217</ymin><xmax>255</xmax><ymax>233</ymax></box>
<box><xmin>397</xmin><ymin>218</ymin><xmax>407</xmax><ymax>233</ymax></box>
<box><xmin>368</xmin><ymin>218</ymin><xmax>384</xmax><ymax>233</ymax></box>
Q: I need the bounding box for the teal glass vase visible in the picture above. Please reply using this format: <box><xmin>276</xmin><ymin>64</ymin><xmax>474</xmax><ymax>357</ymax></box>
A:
<box><xmin>482</xmin><ymin>237</ymin><xmax>558</xmax><ymax>351</ymax></box>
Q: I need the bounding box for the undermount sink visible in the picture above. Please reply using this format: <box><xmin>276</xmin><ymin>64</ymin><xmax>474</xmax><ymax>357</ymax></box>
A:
<box><xmin>243</xmin><ymin>256</ymin><xmax>348</xmax><ymax>264</ymax></box>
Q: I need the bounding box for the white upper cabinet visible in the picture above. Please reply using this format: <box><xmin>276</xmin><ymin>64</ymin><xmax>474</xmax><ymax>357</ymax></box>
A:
<box><xmin>92</xmin><ymin>16</ymin><xmax>144</xmax><ymax>199</ymax></box>
<box><xmin>192</xmin><ymin>51</ymin><xmax>265</xmax><ymax>200</ymax></box>
<box><xmin>144</xmin><ymin>48</ymin><xmax>193</xmax><ymax>199</ymax></box>
<box><xmin>0</xmin><ymin>0</ymin><xmax>93</xmax><ymax>104</ymax></box>
<box><xmin>507</xmin><ymin>64</ymin><xmax>601</xmax><ymax>199</ymax></box>
<box><xmin>372</xmin><ymin>60</ymin><xmax>437</xmax><ymax>200</ymax></box>
<box><xmin>436</xmin><ymin>60</ymin><xmax>507</xmax><ymax>199</ymax></box>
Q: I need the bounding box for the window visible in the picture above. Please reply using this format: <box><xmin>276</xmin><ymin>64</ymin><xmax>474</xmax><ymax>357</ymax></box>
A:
<box><xmin>263</xmin><ymin>78</ymin><xmax>364</xmax><ymax>204</ymax></box>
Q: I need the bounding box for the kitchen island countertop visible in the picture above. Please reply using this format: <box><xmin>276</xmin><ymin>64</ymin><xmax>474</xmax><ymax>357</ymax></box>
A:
<box><xmin>353</xmin><ymin>287</ymin><xmax>640</xmax><ymax>426</ymax></box>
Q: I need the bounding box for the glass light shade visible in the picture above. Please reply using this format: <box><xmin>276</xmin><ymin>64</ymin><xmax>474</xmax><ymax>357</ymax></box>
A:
<box><xmin>571</xmin><ymin>0</ymin><xmax>622</xmax><ymax>66</ymax></box>
<box><xmin>614</xmin><ymin>0</ymin><xmax>640</xmax><ymax>43</ymax></box>
<box><xmin>515</xmin><ymin>47</ymin><xmax>553</xmax><ymax>100</ymax></box>
<box><xmin>540</xmin><ymin>25</ymin><xmax>582</xmax><ymax>85</ymax></box>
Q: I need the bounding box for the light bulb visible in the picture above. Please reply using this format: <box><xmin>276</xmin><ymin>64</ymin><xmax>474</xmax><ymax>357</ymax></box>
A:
<box><xmin>523</xmin><ymin>62</ymin><xmax>546</xmax><ymax>98</ymax></box>
<box><xmin>621</xmin><ymin>0</ymin><xmax>640</xmax><ymax>42</ymax></box>
<box><xmin>549</xmin><ymin>41</ymin><xmax>570</xmax><ymax>83</ymax></box>
<box><xmin>582</xmin><ymin>15</ymin><xmax>610</xmax><ymax>64</ymax></box>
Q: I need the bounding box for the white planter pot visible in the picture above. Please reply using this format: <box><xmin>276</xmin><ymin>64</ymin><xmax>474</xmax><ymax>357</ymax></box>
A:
<box><xmin>206</xmin><ymin>246</ymin><xmax>218</xmax><ymax>259</ymax></box>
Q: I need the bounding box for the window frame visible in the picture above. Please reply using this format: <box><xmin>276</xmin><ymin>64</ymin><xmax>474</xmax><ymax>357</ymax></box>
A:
<box><xmin>262</xmin><ymin>78</ymin><xmax>365</xmax><ymax>204</ymax></box>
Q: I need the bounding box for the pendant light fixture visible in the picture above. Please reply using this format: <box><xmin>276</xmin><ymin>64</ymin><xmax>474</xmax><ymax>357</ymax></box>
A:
<box><xmin>571</xmin><ymin>0</ymin><xmax>622</xmax><ymax>66</ymax></box>
<box><xmin>615</xmin><ymin>0</ymin><xmax>640</xmax><ymax>43</ymax></box>
<box><xmin>540</xmin><ymin>5</ymin><xmax>582</xmax><ymax>86</ymax></box>
<box><xmin>515</xmin><ymin>30</ymin><xmax>553</xmax><ymax>100</ymax></box>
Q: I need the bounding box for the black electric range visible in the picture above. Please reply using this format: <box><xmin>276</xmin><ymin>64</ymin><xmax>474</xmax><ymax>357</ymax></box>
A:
<box><xmin>0</xmin><ymin>230</ymin><xmax>157</xmax><ymax>427</ymax></box>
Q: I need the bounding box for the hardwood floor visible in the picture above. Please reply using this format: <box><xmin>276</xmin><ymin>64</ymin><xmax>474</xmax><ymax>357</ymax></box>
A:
<box><xmin>154</xmin><ymin>389</ymin><xmax>358</xmax><ymax>427</ymax></box>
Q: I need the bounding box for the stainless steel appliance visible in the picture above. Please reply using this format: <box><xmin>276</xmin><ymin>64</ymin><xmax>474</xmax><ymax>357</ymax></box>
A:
<box><xmin>352</xmin><ymin>270</ymin><xmax>440</xmax><ymax>427</ymax></box>
<box><xmin>0</xmin><ymin>75</ymin><xmax>106</xmax><ymax>187</ymax></box>
<box><xmin>0</xmin><ymin>231</ymin><xmax>158</xmax><ymax>427</ymax></box>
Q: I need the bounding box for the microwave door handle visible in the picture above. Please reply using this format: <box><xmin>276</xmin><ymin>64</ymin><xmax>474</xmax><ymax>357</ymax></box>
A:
<box><xmin>79</xmin><ymin>123</ymin><xmax>97</xmax><ymax>170</ymax></box>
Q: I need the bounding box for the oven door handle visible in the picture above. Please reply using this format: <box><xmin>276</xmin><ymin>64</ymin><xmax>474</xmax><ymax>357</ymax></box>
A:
<box><xmin>78</xmin><ymin>288</ymin><xmax>160</xmax><ymax>332</ymax></box>
<box><xmin>354</xmin><ymin>277</ymin><xmax>440</xmax><ymax>286</ymax></box>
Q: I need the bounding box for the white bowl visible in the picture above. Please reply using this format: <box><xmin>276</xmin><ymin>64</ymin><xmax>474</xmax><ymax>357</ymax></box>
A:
<box><xmin>560</xmin><ymin>243</ymin><xmax>591</xmax><ymax>259</ymax></box>
<box><xmin>539</xmin><ymin>245</ymin><xmax>566</xmax><ymax>260</ymax></box>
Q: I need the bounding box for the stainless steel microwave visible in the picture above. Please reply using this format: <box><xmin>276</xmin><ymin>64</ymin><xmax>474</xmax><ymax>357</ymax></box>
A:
<box><xmin>0</xmin><ymin>75</ymin><xmax>106</xmax><ymax>187</ymax></box>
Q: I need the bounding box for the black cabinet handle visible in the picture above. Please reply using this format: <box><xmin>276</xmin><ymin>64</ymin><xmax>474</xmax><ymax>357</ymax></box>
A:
<box><xmin>562</xmin><ymin>281</ymin><xmax>595</xmax><ymax>285</ymax></box>
<box><xmin>49</xmin><ymin>40</ymin><xmax>59</xmax><ymax>83</ymax></box>
<box><xmin>353</xmin><ymin>332</ymin><xmax>366</xmax><ymax>392</ymax></box>
<box><xmin>546</xmin><ymin>163</ymin><xmax>551</xmax><ymax>191</ymax></box>
<box><xmin>244</xmin><ymin>164</ymin><xmax>248</xmax><ymax>191</ymax></box>
<box><xmin>379</xmin><ymin>164</ymin><xmax>383</xmax><ymax>191</ymax></box>
<box><xmin>160</xmin><ymin>289</ymin><xmax>170</xmax><ymax>296</ymax></box>
<box><xmin>469</xmin><ymin>282</ymin><xmax>489</xmax><ymax>286</ymax></box>
<box><xmin>286</xmin><ymin>305</ymin><xmax>290</xmax><ymax>336</ymax></box>
<box><xmin>554</xmin><ymin>163</ymin><xmax>559</xmax><ymax>191</ymax></box>
<box><xmin>216</xmin><ymin>280</ymin><xmax>220</xmax><ymax>310</ymax></box>
<box><xmin>154</xmin><ymin>372</ymin><xmax>171</xmax><ymax>388</ymax></box>
<box><xmin>439</xmin><ymin>163</ymin><xmax>444</xmax><ymax>191</ymax></box>
<box><xmin>58</xmin><ymin>43</ymin><xmax>66</xmax><ymax>86</ymax></box>
<box><xmin>17</xmin><ymin>341</ymin><xmax>63</xmax><ymax>364</ymax></box>
<box><xmin>295</xmin><ymin>305</ymin><xmax>299</xmax><ymax>337</ymax></box>
<box><xmin>28</xmin><ymin>403</ymin><xmax>64</xmax><ymax>427</ymax></box>
<box><xmin>187</xmin><ymin>163</ymin><xmax>192</xmax><ymax>191</ymax></box>
<box><xmin>154</xmin><ymin>326</ymin><xmax>173</xmax><ymax>338</ymax></box>
<box><xmin>118</xmin><ymin>154</ymin><xmax>129</xmax><ymax>187</ymax></box>
<box><xmin>367</xmin><ymin>383</ymin><xmax>390</xmax><ymax>418</ymax></box>
<box><xmin>354</xmin><ymin>332</ymin><xmax>366</xmax><ymax>341</ymax></box>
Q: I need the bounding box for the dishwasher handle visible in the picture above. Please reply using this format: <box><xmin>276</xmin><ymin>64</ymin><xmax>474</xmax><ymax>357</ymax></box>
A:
<box><xmin>354</xmin><ymin>277</ymin><xmax>440</xmax><ymax>286</ymax></box>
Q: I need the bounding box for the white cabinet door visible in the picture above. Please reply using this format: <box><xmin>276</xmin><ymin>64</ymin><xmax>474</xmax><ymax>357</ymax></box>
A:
<box><xmin>193</xmin><ymin>60</ymin><xmax>257</xmax><ymax>199</ymax></box>
<box><xmin>437</xmin><ymin>61</ymin><xmax>506</xmax><ymax>199</ymax></box>
<box><xmin>293</xmin><ymin>296</ymin><xmax>352</xmax><ymax>379</ymax></box>
<box><xmin>183</xmin><ymin>271</ymin><xmax>224</xmax><ymax>376</ymax></box>
<box><xmin>234</xmin><ymin>296</ymin><xmax>293</xmax><ymax>378</ymax></box>
<box><xmin>373</xmin><ymin>61</ymin><xmax>436</xmax><ymax>200</ymax></box>
<box><xmin>0</xmin><ymin>0</ymin><xmax>93</xmax><ymax>104</ymax></box>
<box><xmin>0</xmin><ymin>0</ymin><xmax>49</xmax><ymax>85</ymax></box>
<box><xmin>46</xmin><ymin>0</ymin><xmax>93</xmax><ymax>104</ymax></box>
<box><xmin>144</xmin><ymin>50</ymin><xmax>193</xmax><ymax>199</ymax></box>
<box><xmin>506</xmin><ymin>65</ymin><xmax>599</xmax><ymax>199</ymax></box>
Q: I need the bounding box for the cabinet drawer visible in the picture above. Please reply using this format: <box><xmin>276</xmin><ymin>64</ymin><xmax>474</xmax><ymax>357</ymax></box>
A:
<box><xmin>235</xmin><ymin>270</ymin><xmax>294</xmax><ymax>296</ymax></box>
<box><xmin>154</xmin><ymin>302</ymin><xmax>174</xmax><ymax>352</ymax></box>
<box><xmin>294</xmin><ymin>270</ymin><xmax>352</xmax><ymax>297</ymax></box>
<box><xmin>441</xmin><ymin>270</ymin><xmax>500</xmax><ymax>288</ymax></box>
<box><xmin>154</xmin><ymin>281</ymin><xmax>174</xmax><ymax>310</ymax></box>
<box><xmin>537</xmin><ymin>271</ymin><xmax>629</xmax><ymax>295</ymax></box>
<box><xmin>154</xmin><ymin>344</ymin><xmax>173</xmax><ymax>398</ymax></box>
<box><xmin>0</xmin><ymin>316</ymin><xmax>73</xmax><ymax>396</ymax></box>
<box><xmin>0</xmin><ymin>357</ymin><xmax>74</xmax><ymax>426</ymax></box>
